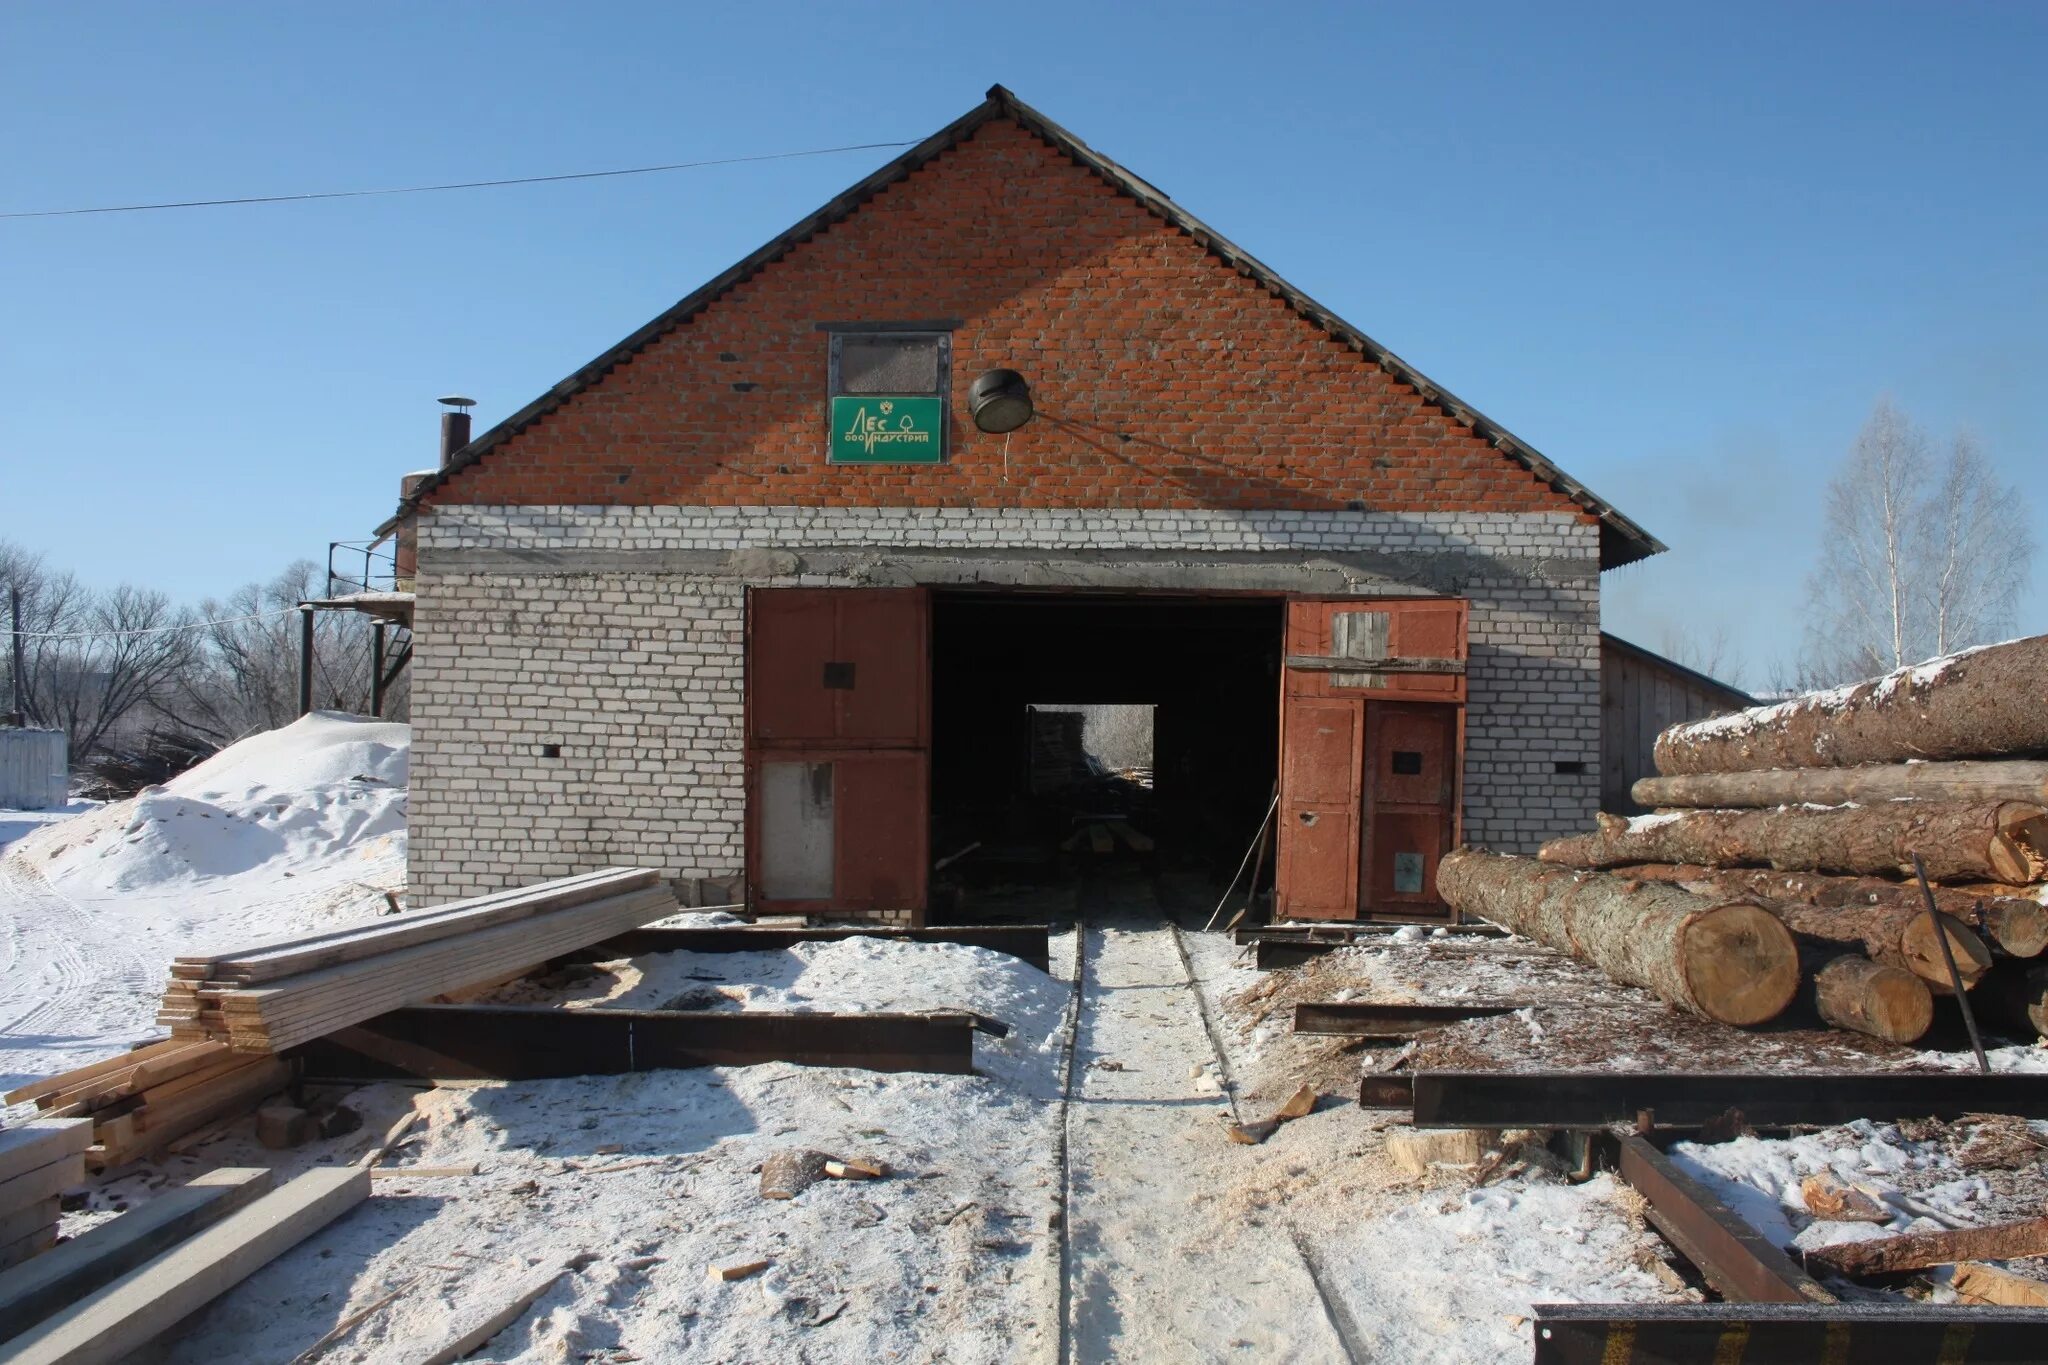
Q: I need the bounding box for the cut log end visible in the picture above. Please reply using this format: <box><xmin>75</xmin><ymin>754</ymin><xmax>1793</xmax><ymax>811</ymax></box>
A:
<box><xmin>1900</xmin><ymin>914</ymin><xmax>1993</xmax><ymax>995</ymax></box>
<box><xmin>1679</xmin><ymin>903</ymin><xmax>1801</xmax><ymax>1027</ymax></box>
<box><xmin>1984</xmin><ymin>899</ymin><xmax>2048</xmax><ymax>959</ymax></box>
<box><xmin>1813</xmin><ymin>955</ymin><xmax>1934</xmax><ymax>1044</ymax></box>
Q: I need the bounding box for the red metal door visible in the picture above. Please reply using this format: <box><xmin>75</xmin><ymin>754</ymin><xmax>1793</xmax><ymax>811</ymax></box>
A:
<box><xmin>1360</xmin><ymin>702</ymin><xmax>1458</xmax><ymax>914</ymax></box>
<box><xmin>1275</xmin><ymin>598</ymin><xmax>1467</xmax><ymax>922</ymax></box>
<box><xmin>746</xmin><ymin>588</ymin><xmax>929</xmax><ymax>920</ymax></box>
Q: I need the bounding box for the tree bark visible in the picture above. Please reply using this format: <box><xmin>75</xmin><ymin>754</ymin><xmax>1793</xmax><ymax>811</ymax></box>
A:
<box><xmin>1655</xmin><ymin>635</ymin><xmax>2048</xmax><ymax>776</ymax></box>
<box><xmin>1436</xmin><ymin>851</ymin><xmax>1800</xmax><ymax>1027</ymax></box>
<box><xmin>1952</xmin><ymin>1261</ymin><xmax>2048</xmax><ymax>1308</ymax></box>
<box><xmin>1607</xmin><ymin>865</ymin><xmax>2048</xmax><ymax>959</ymax></box>
<box><xmin>1976</xmin><ymin>962</ymin><xmax>2048</xmax><ymax>1039</ymax></box>
<box><xmin>1634</xmin><ymin>760</ymin><xmax>2048</xmax><ymax>810</ymax></box>
<box><xmin>1807</xmin><ymin>953</ymin><xmax>1933</xmax><ymax>1044</ymax></box>
<box><xmin>1538</xmin><ymin>803</ymin><xmax>2048</xmax><ymax>884</ymax></box>
<box><xmin>1805</xmin><ymin>1215</ymin><xmax>2048</xmax><ymax>1278</ymax></box>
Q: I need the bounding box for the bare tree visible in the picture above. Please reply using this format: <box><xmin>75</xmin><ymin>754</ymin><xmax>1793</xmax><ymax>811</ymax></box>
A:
<box><xmin>1657</xmin><ymin>623</ymin><xmax>1742</xmax><ymax>686</ymax></box>
<box><xmin>1926</xmin><ymin>429</ymin><xmax>2027</xmax><ymax>657</ymax></box>
<box><xmin>1801</xmin><ymin>399</ymin><xmax>2032</xmax><ymax>685</ymax></box>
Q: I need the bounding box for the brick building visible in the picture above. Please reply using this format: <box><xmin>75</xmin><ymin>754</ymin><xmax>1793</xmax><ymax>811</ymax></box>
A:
<box><xmin>379</xmin><ymin>86</ymin><xmax>1661</xmax><ymax>922</ymax></box>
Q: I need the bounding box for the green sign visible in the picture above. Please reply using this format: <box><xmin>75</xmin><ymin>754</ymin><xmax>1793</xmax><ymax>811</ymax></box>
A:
<box><xmin>829</xmin><ymin>395</ymin><xmax>944</xmax><ymax>464</ymax></box>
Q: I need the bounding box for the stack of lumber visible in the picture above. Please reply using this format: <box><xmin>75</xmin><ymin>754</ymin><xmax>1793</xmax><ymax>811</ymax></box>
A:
<box><xmin>157</xmin><ymin>866</ymin><xmax>674</xmax><ymax>1053</ymax></box>
<box><xmin>4</xmin><ymin>869</ymin><xmax>675</xmax><ymax>1170</ymax></box>
<box><xmin>3</xmin><ymin>1044</ymin><xmax>289</xmax><ymax>1172</ymax></box>
<box><xmin>0</xmin><ymin>1122</ymin><xmax>90</xmax><ymax>1272</ymax></box>
<box><xmin>1445</xmin><ymin>635</ymin><xmax>2048</xmax><ymax>1045</ymax></box>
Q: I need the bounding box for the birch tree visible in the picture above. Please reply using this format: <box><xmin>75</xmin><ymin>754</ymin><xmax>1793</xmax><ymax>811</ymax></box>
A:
<box><xmin>1801</xmin><ymin>399</ymin><xmax>2033</xmax><ymax>685</ymax></box>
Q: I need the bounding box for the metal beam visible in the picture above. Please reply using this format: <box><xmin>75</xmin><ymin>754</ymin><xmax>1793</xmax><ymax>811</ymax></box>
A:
<box><xmin>1616</xmin><ymin>1135</ymin><xmax>1832</xmax><ymax>1304</ymax></box>
<box><xmin>1293</xmin><ymin>1001</ymin><xmax>1522</xmax><ymax>1037</ymax></box>
<box><xmin>1401</xmin><ymin>1070</ymin><xmax>2048</xmax><ymax>1129</ymax></box>
<box><xmin>583</xmin><ymin>924</ymin><xmax>1052</xmax><ymax>973</ymax></box>
<box><xmin>296</xmin><ymin>607</ymin><xmax>314</xmax><ymax>716</ymax></box>
<box><xmin>293</xmin><ymin>1004</ymin><xmax>976</xmax><ymax>1082</ymax></box>
<box><xmin>1358</xmin><ymin>1073</ymin><xmax>1414</xmax><ymax>1108</ymax></box>
<box><xmin>1532</xmin><ymin>1302</ymin><xmax>2048</xmax><ymax>1364</ymax></box>
<box><xmin>1236</xmin><ymin>924</ymin><xmax>1508</xmax><ymax>945</ymax></box>
<box><xmin>369</xmin><ymin>622</ymin><xmax>386</xmax><ymax>718</ymax></box>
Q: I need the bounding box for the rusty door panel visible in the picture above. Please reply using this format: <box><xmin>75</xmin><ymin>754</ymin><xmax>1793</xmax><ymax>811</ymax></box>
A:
<box><xmin>836</xmin><ymin>590</ymin><xmax>929</xmax><ymax>745</ymax></box>
<box><xmin>833</xmin><ymin>751</ymin><xmax>929</xmax><ymax>912</ymax></box>
<box><xmin>1276</xmin><ymin>695</ymin><xmax>1362</xmax><ymax>920</ymax></box>
<box><xmin>748</xmin><ymin>591</ymin><xmax>839</xmax><ymax>743</ymax></box>
<box><xmin>1282</xmin><ymin>598</ymin><xmax>1468</xmax><ymax>703</ymax></box>
<box><xmin>745</xmin><ymin>587</ymin><xmax>931</xmax><ymax>921</ymax></box>
<box><xmin>1361</xmin><ymin>702</ymin><xmax>1458</xmax><ymax>913</ymax></box>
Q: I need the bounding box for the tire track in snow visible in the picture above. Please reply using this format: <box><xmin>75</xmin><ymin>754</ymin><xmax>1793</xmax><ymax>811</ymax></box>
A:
<box><xmin>0</xmin><ymin>856</ymin><xmax>156</xmax><ymax>1049</ymax></box>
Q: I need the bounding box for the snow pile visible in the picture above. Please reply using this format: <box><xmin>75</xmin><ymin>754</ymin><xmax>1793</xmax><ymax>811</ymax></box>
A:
<box><xmin>14</xmin><ymin>710</ymin><xmax>406</xmax><ymax>897</ymax></box>
<box><xmin>0</xmin><ymin>713</ymin><xmax>408</xmax><ymax>1087</ymax></box>
<box><xmin>1323</xmin><ymin>1175</ymin><xmax>1667</xmax><ymax>1361</ymax></box>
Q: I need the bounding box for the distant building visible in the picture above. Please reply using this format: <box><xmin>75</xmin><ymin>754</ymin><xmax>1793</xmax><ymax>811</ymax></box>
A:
<box><xmin>1598</xmin><ymin>633</ymin><xmax>1755</xmax><ymax>814</ymax></box>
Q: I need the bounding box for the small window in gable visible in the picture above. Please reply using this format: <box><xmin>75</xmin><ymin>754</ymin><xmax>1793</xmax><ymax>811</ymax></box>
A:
<box><xmin>825</xmin><ymin>327</ymin><xmax>951</xmax><ymax>465</ymax></box>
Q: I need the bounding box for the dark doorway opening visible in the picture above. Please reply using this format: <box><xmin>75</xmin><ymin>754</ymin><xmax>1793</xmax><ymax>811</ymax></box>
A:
<box><xmin>928</xmin><ymin>592</ymin><xmax>1283</xmax><ymax>923</ymax></box>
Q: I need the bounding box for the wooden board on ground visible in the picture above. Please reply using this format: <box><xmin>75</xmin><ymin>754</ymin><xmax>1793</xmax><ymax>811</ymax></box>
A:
<box><xmin>0</xmin><ymin>1168</ymin><xmax>272</xmax><ymax>1343</ymax></box>
<box><xmin>0</xmin><ymin>1166</ymin><xmax>369</xmax><ymax>1365</ymax></box>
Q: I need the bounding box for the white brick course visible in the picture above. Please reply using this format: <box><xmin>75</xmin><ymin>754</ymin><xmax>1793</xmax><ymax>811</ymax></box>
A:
<box><xmin>408</xmin><ymin>506</ymin><xmax>1599</xmax><ymax>906</ymax></box>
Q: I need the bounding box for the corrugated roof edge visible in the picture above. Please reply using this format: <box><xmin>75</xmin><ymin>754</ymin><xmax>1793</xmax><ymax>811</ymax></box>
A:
<box><xmin>380</xmin><ymin>84</ymin><xmax>1665</xmax><ymax>571</ymax></box>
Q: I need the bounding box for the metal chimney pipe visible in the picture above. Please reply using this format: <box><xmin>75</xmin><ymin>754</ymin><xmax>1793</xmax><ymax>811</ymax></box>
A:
<box><xmin>438</xmin><ymin>395</ymin><xmax>476</xmax><ymax>469</ymax></box>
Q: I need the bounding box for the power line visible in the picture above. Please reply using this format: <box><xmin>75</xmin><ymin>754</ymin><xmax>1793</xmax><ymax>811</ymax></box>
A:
<box><xmin>0</xmin><ymin>140</ymin><xmax>918</xmax><ymax>220</ymax></box>
<box><xmin>10</xmin><ymin>608</ymin><xmax>296</xmax><ymax>641</ymax></box>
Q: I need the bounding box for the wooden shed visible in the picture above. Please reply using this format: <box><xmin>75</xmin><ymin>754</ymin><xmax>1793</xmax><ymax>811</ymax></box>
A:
<box><xmin>1599</xmin><ymin>634</ymin><xmax>1753</xmax><ymax>814</ymax></box>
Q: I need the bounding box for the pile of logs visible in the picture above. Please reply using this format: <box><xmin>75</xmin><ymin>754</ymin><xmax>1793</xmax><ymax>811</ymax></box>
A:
<box><xmin>1442</xmin><ymin>635</ymin><xmax>2048</xmax><ymax>1044</ymax></box>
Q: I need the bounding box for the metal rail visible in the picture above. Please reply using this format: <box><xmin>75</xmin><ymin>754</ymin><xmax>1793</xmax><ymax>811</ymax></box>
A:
<box><xmin>1380</xmin><ymin>1070</ymin><xmax>2048</xmax><ymax>1129</ymax></box>
<box><xmin>1532</xmin><ymin>1302</ymin><xmax>2048</xmax><ymax>1364</ymax></box>
<box><xmin>293</xmin><ymin>1004</ymin><xmax>976</xmax><ymax>1081</ymax></box>
<box><xmin>1615</xmin><ymin>1135</ymin><xmax>1832</xmax><ymax>1304</ymax></box>
<box><xmin>582</xmin><ymin>924</ymin><xmax>1053</xmax><ymax>973</ymax></box>
<box><xmin>1292</xmin><ymin>1001</ymin><xmax>1522</xmax><ymax>1037</ymax></box>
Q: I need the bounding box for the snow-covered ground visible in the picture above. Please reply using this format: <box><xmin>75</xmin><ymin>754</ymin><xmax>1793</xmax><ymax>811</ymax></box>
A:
<box><xmin>4</xmin><ymin>720</ymin><xmax>1688</xmax><ymax>1362</ymax></box>
<box><xmin>0</xmin><ymin>711</ymin><xmax>407</xmax><ymax>1087</ymax></box>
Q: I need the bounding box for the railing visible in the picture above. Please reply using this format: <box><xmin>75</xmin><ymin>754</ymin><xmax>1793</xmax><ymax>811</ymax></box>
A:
<box><xmin>326</xmin><ymin>541</ymin><xmax>398</xmax><ymax>597</ymax></box>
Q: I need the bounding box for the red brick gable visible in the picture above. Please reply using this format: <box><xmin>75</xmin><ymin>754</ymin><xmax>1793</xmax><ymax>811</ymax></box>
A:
<box><xmin>423</xmin><ymin>116</ymin><xmax>1590</xmax><ymax>524</ymax></box>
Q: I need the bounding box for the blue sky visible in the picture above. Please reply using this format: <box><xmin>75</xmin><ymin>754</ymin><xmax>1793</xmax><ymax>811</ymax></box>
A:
<box><xmin>3</xmin><ymin>2</ymin><xmax>2042</xmax><ymax>687</ymax></box>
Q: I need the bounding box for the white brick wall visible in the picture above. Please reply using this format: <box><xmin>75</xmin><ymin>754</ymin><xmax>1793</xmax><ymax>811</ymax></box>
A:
<box><xmin>408</xmin><ymin>506</ymin><xmax>1600</xmax><ymax>906</ymax></box>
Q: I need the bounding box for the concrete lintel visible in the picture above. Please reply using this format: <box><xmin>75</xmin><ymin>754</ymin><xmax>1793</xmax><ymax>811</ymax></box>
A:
<box><xmin>419</xmin><ymin>546</ymin><xmax>1595</xmax><ymax>594</ymax></box>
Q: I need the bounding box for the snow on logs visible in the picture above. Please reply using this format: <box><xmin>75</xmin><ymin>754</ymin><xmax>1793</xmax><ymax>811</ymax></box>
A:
<box><xmin>1538</xmin><ymin>804</ymin><xmax>2048</xmax><ymax>886</ymax></box>
<box><xmin>1435</xmin><ymin>851</ymin><xmax>1800</xmax><ymax>1028</ymax></box>
<box><xmin>1652</xmin><ymin>634</ymin><xmax>2048</xmax><ymax>776</ymax></box>
<box><xmin>1633</xmin><ymin>759</ymin><xmax>2048</xmax><ymax>811</ymax></box>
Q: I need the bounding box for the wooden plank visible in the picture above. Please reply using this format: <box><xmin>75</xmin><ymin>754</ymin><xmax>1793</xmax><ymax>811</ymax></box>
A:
<box><xmin>4</xmin><ymin>1042</ymin><xmax>185</xmax><ymax>1107</ymax></box>
<box><xmin>185</xmin><ymin>888</ymin><xmax>678</xmax><ymax>1053</ymax></box>
<box><xmin>173</xmin><ymin>867</ymin><xmax>656</xmax><ymax>981</ymax></box>
<box><xmin>0</xmin><ymin>1122</ymin><xmax>92</xmax><ymax>1186</ymax></box>
<box><xmin>0</xmin><ymin>1168</ymin><xmax>272</xmax><ymax>1342</ymax></box>
<box><xmin>583</xmin><ymin>924</ymin><xmax>1053</xmax><ymax>973</ymax></box>
<box><xmin>1532</xmin><ymin>1301</ymin><xmax>2048</xmax><ymax>1364</ymax></box>
<box><xmin>0</xmin><ymin>1200</ymin><xmax>59</xmax><ymax>1252</ymax></box>
<box><xmin>91</xmin><ymin>1062</ymin><xmax>293</xmax><ymax>1170</ymax></box>
<box><xmin>0</xmin><ymin>1166</ymin><xmax>369</xmax><ymax>1365</ymax></box>
<box><xmin>294</xmin><ymin>1005</ymin><xmax>976</xmax><ymax>1082</ymax></box>
<box><xmin>0</xmin><ymin>1229</ymin><xmax>56</xmax><ymax>1274</ymax></box>
<box><xmin>0</xmin><ymin>1155</ymin><xmax>86</xmax><ymax>1218</ymax></box>
<box><xmin>415</xmin><ymin>1257</ymin><xmax>582</xmax><ymax>1365</ymax></box>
